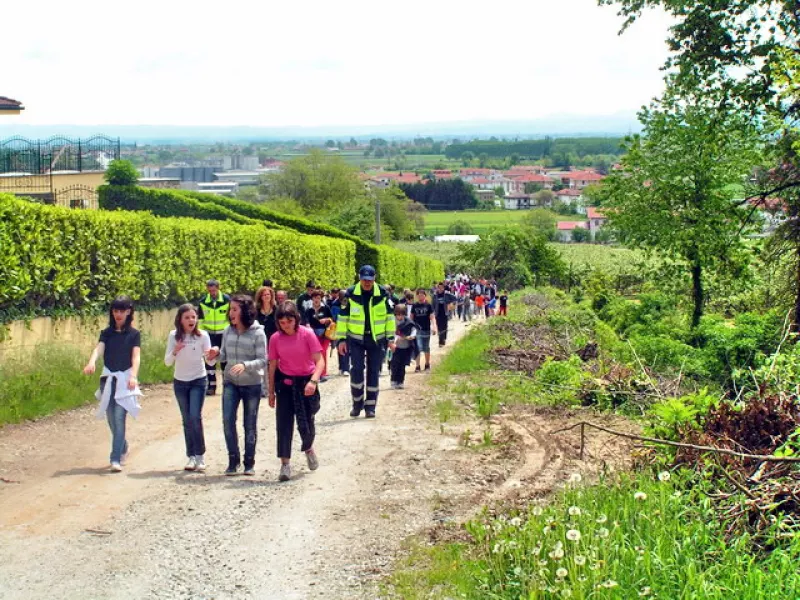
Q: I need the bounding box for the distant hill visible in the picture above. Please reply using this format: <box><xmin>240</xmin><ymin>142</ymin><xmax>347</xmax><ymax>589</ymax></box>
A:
<box><xmin>0</xmin><ymin>112</ymin><xmax>641</xmax><ymax>144</ymax></box>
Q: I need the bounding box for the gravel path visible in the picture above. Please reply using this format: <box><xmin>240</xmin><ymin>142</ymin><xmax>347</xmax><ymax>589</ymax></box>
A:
<box><xmin>0</xmin><ymin>321</ymin><xmax>507</xmax><ymax>599</ymax></box>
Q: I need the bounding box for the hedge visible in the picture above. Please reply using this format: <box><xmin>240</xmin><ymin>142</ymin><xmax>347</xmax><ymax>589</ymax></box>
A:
<box><xmin>98</xmin><ymin>185</ymin><xmax>281</xmax><ymax>228</ymax></box>
<box><xmin>0</xmin><ymin>194</ymin><xmax>354</xmax><ymax>316</ymax></box>
<box><xmin>97</xmin><ymin>185</ymin><xmax>444</xmax><ymax>288</ymax></box>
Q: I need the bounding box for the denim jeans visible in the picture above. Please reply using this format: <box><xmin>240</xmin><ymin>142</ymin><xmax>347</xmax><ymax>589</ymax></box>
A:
<box><xmin>174</xmin><ymin>377</ymin><xmax>207</xmax><ymax>457</ymax></box>
<box><xmin>222</xmin><ymin>383</ymin><xmax>261</xmax><ymax>468</ymax></box>
<box><xmin>275</xmin><ymin>373</ymin><xmax>321</xmax><ymax>459</ymax></box>
<box><xmin>101</xmin><ymin>377</ymin><xmax>128</xmax><ymax>464</ymax></box>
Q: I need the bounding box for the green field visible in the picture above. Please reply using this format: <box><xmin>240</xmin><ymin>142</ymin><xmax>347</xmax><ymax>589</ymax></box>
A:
<box><xmin>272</xmin><ymin>151</ymin><xmax>460</xmax><ymax>171</ymax></box>
<box><xmin>424</xmin><ymin>210</ymin><xmax>529</xmax><ymax>235</ymax></box>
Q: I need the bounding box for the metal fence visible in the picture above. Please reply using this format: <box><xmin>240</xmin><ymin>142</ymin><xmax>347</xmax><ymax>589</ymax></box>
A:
<box><xmin>0</xmin><ymin>135</ymin><xmax>120</xmax><ymax>175</ymax></box>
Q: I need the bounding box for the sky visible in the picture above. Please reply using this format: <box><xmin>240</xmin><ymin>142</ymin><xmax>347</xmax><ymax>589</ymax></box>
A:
<box><xmin>2</xmin><ymin>0</ymin><xmax>673</xmax><ymax>129</ymax></box>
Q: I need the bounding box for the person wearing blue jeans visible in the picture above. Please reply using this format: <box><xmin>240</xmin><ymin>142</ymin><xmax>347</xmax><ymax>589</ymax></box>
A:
<box><xmin>222</xmin><ymin>383</ymin><xmax>262</xmax><ymax>474</ymax></box>
<box><xmin>207</xmin><ymin>294</ymin><xmax>267</xmax><ymax>476</ymax></box>
<box><xmin>103</xmin><ymin>378</ymin><xmax>129</xmax><ymax>466</ymax></box>
<box><xmin>174</xmin><ymin>378</ymin><xmax>207</xmax><ymax>464</ymax></box>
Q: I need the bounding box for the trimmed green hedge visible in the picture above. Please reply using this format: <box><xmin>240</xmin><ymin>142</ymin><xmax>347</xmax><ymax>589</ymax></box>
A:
<box><xmin>97</xmin><ymin>185</ymin><xmax>444</xmax><ymax>288</ymax></box>
<box><xmin>0</xmin><ymin>194</ymin><xmax>354</xmax><ymax>316</ymax></box>
<box><xmin>98</xmin><ymin>185</ymin><xmax>281</xmax><ymax>228</ymax></box>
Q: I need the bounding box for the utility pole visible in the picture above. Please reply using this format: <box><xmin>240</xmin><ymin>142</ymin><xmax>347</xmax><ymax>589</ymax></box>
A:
<box><xmin>374</xmin><ymin>191</ymin><xmax>381</xmax><ymax>244</ymax></box>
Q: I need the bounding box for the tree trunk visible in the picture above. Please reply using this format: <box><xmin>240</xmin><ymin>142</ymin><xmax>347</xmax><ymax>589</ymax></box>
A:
<box><xmin>691</xmin><ymin>261</ymin><xmax>703</xmax><ymax>329</ymax></box>
<box><xmin>794</xmin><ymin>235</ymin><xmax>800</xmax><ymax>333</ymax></box>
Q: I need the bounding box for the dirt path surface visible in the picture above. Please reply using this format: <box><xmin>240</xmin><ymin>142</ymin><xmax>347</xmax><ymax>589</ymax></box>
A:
<box><xmin>0</xmin><ymin>320</ymin><xmax>635</xmax><ymax>599</ymax></box>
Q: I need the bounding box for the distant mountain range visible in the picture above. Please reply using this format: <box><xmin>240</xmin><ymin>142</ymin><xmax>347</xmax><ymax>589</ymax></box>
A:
<box><xmin>0</xmin><ymin>112</ymin><xmax>642</xmax><ymax>144</ymax></box>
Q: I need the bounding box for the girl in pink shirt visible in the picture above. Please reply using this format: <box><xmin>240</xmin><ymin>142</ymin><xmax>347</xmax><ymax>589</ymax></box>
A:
<box><xmin>268</xmin><ymin>301</ymin><xmax>325</xmax><ymax>482</ymax></box>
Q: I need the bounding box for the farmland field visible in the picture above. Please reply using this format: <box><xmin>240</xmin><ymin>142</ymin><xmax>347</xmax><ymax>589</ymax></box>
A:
<box><xmin>270</xmin><ymin>150</ymin><xmax>460</xmax><ymax>170</ymax></box>
<box><xmin>423</xmin><ymin>210</ymin><xmax>529</xmax><ymax>235</ymax></box>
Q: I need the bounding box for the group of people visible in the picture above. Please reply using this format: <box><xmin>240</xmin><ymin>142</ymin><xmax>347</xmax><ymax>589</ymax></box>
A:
<box><xmin>81</xmin><ymin>267</ymin><xmax>508</xmax><ymax>481</ymax></box>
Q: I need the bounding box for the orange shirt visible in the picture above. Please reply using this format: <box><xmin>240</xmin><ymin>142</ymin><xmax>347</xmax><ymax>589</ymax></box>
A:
<box><xmin>476</xmin><ymin>295</ymin><xmax>485</xmax><ymax>307</ymax></box>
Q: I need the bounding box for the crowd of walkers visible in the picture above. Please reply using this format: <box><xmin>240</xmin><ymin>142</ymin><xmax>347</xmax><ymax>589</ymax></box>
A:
<box><xmin>81</xmin><ymin>269</ymin><xmax>508</xmax><ymax>480</ymax></box>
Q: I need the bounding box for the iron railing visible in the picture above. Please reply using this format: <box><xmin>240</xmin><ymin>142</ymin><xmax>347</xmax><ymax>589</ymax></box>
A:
<box><xmin>0</xmin><ymin>135</ymin><xmax>120</xmax><ymax>175</ymax></box>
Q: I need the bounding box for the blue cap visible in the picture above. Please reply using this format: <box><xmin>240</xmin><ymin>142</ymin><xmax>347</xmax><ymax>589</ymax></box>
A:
<box><xmin>358</xmin><ymin>265</ymin><xmax>376</xmax><ymax>281</ymax></box>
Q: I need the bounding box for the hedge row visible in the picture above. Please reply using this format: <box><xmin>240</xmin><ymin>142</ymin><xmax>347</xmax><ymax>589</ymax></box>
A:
<box><xmin>0</xmin><ymin>194</ymin><xmax>354</xmax><ymax>315</ymax></box>
<box><xmin>98</xmin><ymin>185</ymin><xmax>282</xmax><ymax>228</ymax></box>
<box><xmin>98</xmin><ymin>185</ymin><xmax>444</xmax><ymax>288</ymax></box>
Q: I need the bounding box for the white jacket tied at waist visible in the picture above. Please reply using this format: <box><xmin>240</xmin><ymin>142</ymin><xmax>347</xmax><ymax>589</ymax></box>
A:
<box><xmin>94</xmin><ymin>367</ymin><xmax>143</xmax><ymax>419</ymax></box>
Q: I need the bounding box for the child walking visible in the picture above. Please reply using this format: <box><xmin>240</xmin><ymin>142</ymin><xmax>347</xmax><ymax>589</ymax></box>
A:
<box><xmin>83</xmin><ymin>296</ymin><xmax>142</xmax><ymax>472</ymax></box>
<box><xmin>165</xmin><ymin>303</ymin><xmax>214</xmax><ymax>472</ymax></box>
<box><xmin>390</xmin><ymin>304</ymin><xmax>417</xmax><ymax>390</ymax></box>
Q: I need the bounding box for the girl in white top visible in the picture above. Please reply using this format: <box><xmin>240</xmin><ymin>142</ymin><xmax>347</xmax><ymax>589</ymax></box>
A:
<box><xmin>165</xmin><ymin>303</ymin><xmax>214</xmax><ymax>471</ymax></box>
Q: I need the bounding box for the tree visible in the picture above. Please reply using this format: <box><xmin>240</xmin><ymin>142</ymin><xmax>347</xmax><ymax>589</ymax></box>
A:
<box><xmin>265</xmin><ymin>149</ymin><xmax>366</xmax><ymax>213</ymax></box>
<box><xmin>479</xmin><ymin>152</ymin><xmax>489</xmax><ymax>168</ymax></box>
<box><xmin>325</xmin><ymin>140</ymin><xmax>336</xmax><ymax>148</ymax></box>
<box><xmin>447</xmin><ymin>220</ymin><xmax>475</xmax><ymax>235</ymax></box>
<box><xmin>493</xmin><ymin>186</ymin><xmax>505</xmax><ymax>198</ymax></box>
<box><xmin>104</xmin><ymin>160</ymin><xmax>139</xmax><ymax>186</ymax></box>
<box><xmin>524</xmin><ymin>182</ymin><xmax>544</xmax><ymax>194</ymax></box>
<box><xmin>457</xmin><ymin>227</ymin><xmax>564</xmax><ymax>289</ymax></box>
<box><xmin>399</xmin><ymin>179</ymin><xmax>478</xmax><ymax>211</ymax></box>
<box><xmin>461</xmin><ymin>151</ymin><xmax>475</xmax><ymax>167</ymax></box>
<box><xmin>522</xmin><ymin>208</ymin><xmax>557</xmax><ymax>240</ymax></box>
<box><xmin>600</xmin><ymin>98</ymin><xmax>763</xmax><ymax>327</ymax></box>
<box><xmin>349</xmin><ymin>137</ymin><xmax>358</xmax><ymax>147</ymax></box>
<box><xmin>571</xmin><ymin>227</ymin><xmax>590</xmax><ymax>243</ymax></box>
<box><xmin>533</xmin><ymin>189</ymin><xmax>555</xmax><ymax>207</ymax></box>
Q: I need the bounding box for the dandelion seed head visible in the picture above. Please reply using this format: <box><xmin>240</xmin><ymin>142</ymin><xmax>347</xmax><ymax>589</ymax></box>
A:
<box><xmin>569</xmin><ymin>473</ymin><xmax>582</xmax><ymax>484</ymax></box>
<box><xmin>532</xmin><ymin>506</ymin><xmax>544</xmax><ymax>516</ymax></box>
<box><xmin>509</xmin><ymin>517</ymin><xmax>522</xmax><ymax>527</ymax></box>
<box><xmin>658</xmin><ymin>471</ymin><xmax>671</xmax><ymax>482</ymax></box>
<box><xmin>639</xmin><ymin>586</ymin><xmax>652</xmax><ymax>596</ymax></box>
<box><xmin>597</xmin><ymin>527</ymin><xmax>610</xmax><ymax>538</ymax></box>
<box><xmin>568</xmin><ymin>506</ymin><xmax>582</xmax><ymax>517</ymax></box>
<box><xmin>596</xmin><ymin>514</ymin><xmax>608</xmax><ymax>524</ymax></box>
<box><xmin>574</xmin><ymin>555</ymin><xmax>586</xmax><ymax>566</ymax></box>
<box><xmin>556</xmin><ymin>567</ymin><xmax>568</xmax><ymax>578</ymax></box>
<box><xmin>566</xmin><ymin>529</ymin><xmax>581</xmax><ymax>542</ymax></box>
<box><xmin>634</xmin><ymin>491</ymin><xmax>648</xmax><ymax>501</ymax></box>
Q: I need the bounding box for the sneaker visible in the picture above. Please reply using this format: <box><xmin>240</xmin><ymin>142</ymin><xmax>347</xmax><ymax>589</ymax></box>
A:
<box><xmin>350</xmin><ymin>404</ymin><xmax>362</xmax><ymax>418</ymax></box>
<box><xmin>390</xmin><ymin>382</ymin><xmax>398</xmax><ymax>390</ymax></box>
<box><xmin>306</xmin><ymin>449</ymin><xmax>319</xmax><ymax>471</ymax></box>
<box><xmin>206</xmin><ymin>387</ymin><xmax>216</xmax><ymax>396</ymax></box>
<box><xmin>278</xmin><ymin>463</ymin><xmax>291</xmax><ymax>482</ymax></box>
<box><xmin>414</xmin><ymin>366</ymin><xmax>421</xmax><ymax>372</ymax></box>
<box><xmin>243</xmin><ymin>466</ymin><xmax>256</xmax><ymax>476</ymax></box>
<box><xmin>110</xmin><ymin>462</ymin><xmax>123</xmax><ymax>472</ymax></box>
<box><xmin>225</xmin><ymin>464</ymin><xmax>240</xmax><ymax>476</ymax></box>
<box><xmin>365</xmin><ymin>410</ymin><xmax>376</xmax><ymax>419</ymax></box>
<box><xmin>340</xmin><ymin>371</ymin><xmax>349</xmax><ymax>377</ymax></box>
<box><xmin>194</xmin><ymin>455</ymin><xmax>206</xmax><ymax>472</ymax></box>
<box><xmin>396</xmin><ymin>383</ymin><xmax>405</xmax><ymax>389</ymax></box>
<box><xmin>320</xmin><ymin>376</ymin><xmax>329</xmax><ymax>383</ymax></box>
<box><xmin>424</xmin><ymin>365</ymin><xmax>431</xmax><ymax>371</ymax></box>
<box><xmin>184</xmin><ymin>457</ymin><xmax>197</xmax><ymax>471</ymax></box>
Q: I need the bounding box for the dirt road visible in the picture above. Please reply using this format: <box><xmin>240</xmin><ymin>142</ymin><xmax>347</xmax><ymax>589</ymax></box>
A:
<box><xmin>0</xmin><ymin>319</ymin><xmax>634</xmax><ymax>599</ymax></box>
<box><xmin>0</xmin><ymin>322</ymin><xmax>484</xmax><ymax>599</ymax></box>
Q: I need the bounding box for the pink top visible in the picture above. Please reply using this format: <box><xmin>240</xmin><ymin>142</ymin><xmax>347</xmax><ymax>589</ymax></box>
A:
<box><xmin>268</xmin><ymin>326</ymin><xmax>322</xmax><ymax>376</ymax></box>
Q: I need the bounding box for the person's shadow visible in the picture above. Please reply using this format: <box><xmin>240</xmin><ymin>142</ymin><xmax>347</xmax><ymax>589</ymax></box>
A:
<box><xmin>51</xmin><ymin>466</ymin><xmax>120</xmax><ymax>477</ymax></box>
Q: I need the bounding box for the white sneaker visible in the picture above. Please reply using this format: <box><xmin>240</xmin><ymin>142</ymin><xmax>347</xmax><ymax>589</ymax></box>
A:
<box><xmin>110</xmin><ymin>462</ymin><xmax>123</xmax><ymax>472</ymax></box>
<box><xmin>184</xmin><ymin>457</ymin><xmax>197</xmax><ymax>471</ymax></box>
<box><xmin>306</xmin><ymin>449</ymin><xmax>319</xmax><ymax>471</ymax></box>
<box><xmin>278</xmin><ymin>463</ymin><xmax>291</xmax><ymax>481</ymax></box>
<box><xmin>341</xmin><ymin>371</ymin><xmax>349</xmax><ymax>377</ymax></box>
<box><xmin>194</xmin><ymin>455</ymin><xmax>206</xmax><ymax>472</ymax></box>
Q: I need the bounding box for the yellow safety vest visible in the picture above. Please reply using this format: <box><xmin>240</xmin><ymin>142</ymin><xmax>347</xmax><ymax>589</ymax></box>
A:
<box><xmin>199</xmin><ymin>293</ymin><xmax>230</xmax><ymax>333</ymax></box>
<box><xmin>336</xmin><ymin>284</ymin><xmax>395</xmax><ymax>343</ymax></box>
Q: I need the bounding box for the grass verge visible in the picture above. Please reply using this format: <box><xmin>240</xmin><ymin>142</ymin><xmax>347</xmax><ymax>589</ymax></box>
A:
<box><xmin>387</xmin><ymin>468</ymin><xmax>800</xmax><ymax>599</ymax></box>
<box><xmin>0</xmin><ymin>334</ymin><xmax>173</xmax><ymax>426</ymax></box>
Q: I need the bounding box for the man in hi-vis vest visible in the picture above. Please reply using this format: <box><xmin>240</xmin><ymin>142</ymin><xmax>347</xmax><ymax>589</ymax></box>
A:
<box><xmin>337</xmin><ymin>265</ymin><xmax>395</xmax><ymax>418</ymax></box>
<box><xmin>198</xmin><ymin>278</ymin><xmax>230</xmax><ymax>395</ymax></box>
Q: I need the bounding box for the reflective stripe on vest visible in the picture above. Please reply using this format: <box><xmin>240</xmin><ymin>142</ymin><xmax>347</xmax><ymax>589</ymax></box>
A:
<box><xmin>199</xmin><ymin>293</ymin><xmax>229</xmax><ymax>333</ymax></box>
<box><xmin>340</xmin><ymin>284</ymin><xmax>395</xmax><ymax>343</ymax></box>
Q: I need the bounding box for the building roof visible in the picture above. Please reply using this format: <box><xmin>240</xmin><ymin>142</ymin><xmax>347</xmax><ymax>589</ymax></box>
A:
<box><xmin>0</xmin><ymin>96</ymin><xmax>24</xmax><ymax>111</ymax></box>
<box><xmin>506</xmin><ymin>173</ymin><xmax>553</xmax><ymax>183</ymax></box>
<box><xmin>556</xmin><ymin>188</ymin><xmax>583</xmax><ymax>196</ymax></box>
<box><xmin>563</xmin><ymin>170</ymin><xmax>604</xmax><ymax>181</ymax></box>
<box><xmin>469</xmin><ymin>177</ymin><xmax>492</xmax><ymax>184</ymax></box>
<box><xmin>557</xmin><ymin>221</ymin><xmax>589</xmax><ymax>231</ymax></box>
<box><xmin>586</xmin><ymin>207</ymin><xmax>606</xmax><ymax>219</ymax></box>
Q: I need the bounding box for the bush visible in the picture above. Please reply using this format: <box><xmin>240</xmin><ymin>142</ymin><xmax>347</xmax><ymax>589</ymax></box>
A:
<box><xmin>447</xmin><ymin>220</ymin><xmax>475</xmax><ymax>235</ymax></box>
<box><xmin>98</xmin><ymin>186</ymin><xmax>444</xmax><ymax>289</ymax></box>
<box><xmin>0</xmin><ymin>194</ymin><xmax>355</xmax><ymax>317</ymax></box>
<box><xmin>104</xmin><ymin>160</ymin><xmax>139</xmax><ymax>186</ymax></box>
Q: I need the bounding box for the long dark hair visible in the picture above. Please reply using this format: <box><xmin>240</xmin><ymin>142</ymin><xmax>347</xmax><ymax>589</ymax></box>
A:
<box><xmin>275</xmin><ymin>301</ymin><xmax>301</xmax><ymax>334</ymax></box>
<box><xmin>229</xmin><ymin>294</ymin><xmax>256</xmax><ymax>328</ymax></box>
<box><xmin>174</xmin><ymin>303</ymin><xmax>201</xmax><ymax>342</ymax></box>
<box><xmin>108</xmin><ymin>295</ymin><xmax>134</xmax><ymax>331</ymax></box>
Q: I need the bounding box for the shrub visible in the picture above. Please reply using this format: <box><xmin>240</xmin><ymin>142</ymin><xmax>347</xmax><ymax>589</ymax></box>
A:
<box><xmin>447</xmin><ymin>220</ymin><xmax>475</xmax><ymax>235</ymax></box>
<box><xmin>98</xmin><ymin>186</ymin><xmax>444</xmax><ymax>288</ymax></box>
<box><xmin>0</xmin><ymin>194</ymin><xmax>355</xmax><ymax>317</ymax></box>
<box><xmin>104</xmin><ymin>160</ymin><xmax>139</xmax><ymax>186</ymax></box>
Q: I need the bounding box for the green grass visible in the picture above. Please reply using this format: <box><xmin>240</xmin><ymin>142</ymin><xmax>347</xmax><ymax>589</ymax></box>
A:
<box><xmin>387</xmin><ymin>469</ymin><xmax>800</xmax><ymax>599</ymax></box>
<box><xmin>0</xmin><ymin>335</ymin><xmax>173</xmax><ymax>426</ymax></box>
<box><xmin>391</xmin><ymin>241</ymin><xmax>464</xmax><ymax>270</ymax></box>
<box><xmin>424</xmin><ymin>210</ymin><xmax>529</xmax><ymax>235</ymax></box>
<box><xmin>552</xmin><ymin>243</ymin><xmax>648</xmax><ymax>271</ymax></box>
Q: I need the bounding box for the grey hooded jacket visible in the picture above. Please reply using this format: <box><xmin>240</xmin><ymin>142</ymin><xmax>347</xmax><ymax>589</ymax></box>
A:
<box><xmin>219</xmin><ymin>322</ymin><xmax>267</xmax><ymax>386</ymax></box>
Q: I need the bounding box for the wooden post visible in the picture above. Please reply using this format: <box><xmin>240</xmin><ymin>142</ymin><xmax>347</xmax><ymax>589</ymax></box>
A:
<box><xmin>580</xmin><ymin>422</ymin><xmax>585</xmax><ymax>461</ymax></box>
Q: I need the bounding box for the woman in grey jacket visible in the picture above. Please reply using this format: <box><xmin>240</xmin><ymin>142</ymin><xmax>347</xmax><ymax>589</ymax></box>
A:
<box><xmin>207</xmin><ymin>294</ymin><xmax>267</xmax><ymax>476</ymax></box>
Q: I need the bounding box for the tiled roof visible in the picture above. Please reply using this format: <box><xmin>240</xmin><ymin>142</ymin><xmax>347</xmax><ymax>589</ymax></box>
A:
<box><xmin>506</xmin><ymin>173</ymin><xmax>553</xmax><ymax>182</ymax></box>
<box><xmin>587</xmin><ymin>207</ymin><xmax>606</xmax><ymax>219</ymax></box>
<box><xmin>557</xmin><ymin>221</ymin><xmax>588</xmax><ymax>230</ymax></box>
<box><xmin>563</xmin><ymin>170</ymin><xmax>603</xmax><ymax>181</ymax></box>
<box><xmin>0</xmin><ymin>96</ymin><xmax>23</xmax><ymax>110</ymax></box>
<box><xmin>557</xmin><ymin>188</ymin><xmax>583</xmax><ymax>196</ymax></box>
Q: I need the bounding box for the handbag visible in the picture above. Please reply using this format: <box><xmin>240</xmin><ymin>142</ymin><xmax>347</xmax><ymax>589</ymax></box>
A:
<box><xmin>324</xmin><ymin>321</ymin><xmax>337</xmax><ymax>341</ymax></box>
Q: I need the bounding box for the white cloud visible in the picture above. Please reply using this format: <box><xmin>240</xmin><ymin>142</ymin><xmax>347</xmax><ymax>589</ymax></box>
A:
<box><xmin>2</xmin><ymin>0</ymin><xmax>673</xmax><ymax>127</ymax></box>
